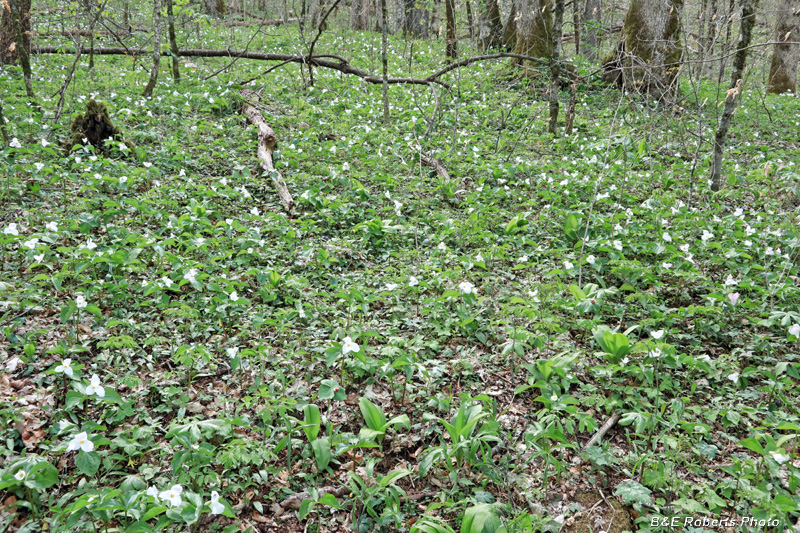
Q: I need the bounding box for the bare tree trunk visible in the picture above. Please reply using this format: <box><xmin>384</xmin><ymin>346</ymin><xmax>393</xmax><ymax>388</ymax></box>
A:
<box><xmin>478</xmin><ymin>0</ymin><xmax>504</xmax><ymax>50</ymax></box>
<box><xmin>403</xmin><ymin>0</ymin><xmax>429</xmax><ymax>37</ymax></box>
<box><xmin>382</xmin><ymin>0</ymin><xmax>389</xmax><ymax>123</ymax></box>
<box><xmin>446</xmin><ymin>0</ymin><xmax>457</xmax><ymax>59</ymax></box>
<box><xmin>351</xmin><ymin>0</ymin><xmax>369</xmax><ymax>30</ymax></box>
<box><xmin>700</xmin><ymin>0</ymin><xmax>717</xmax><ymax>78</ymax></box>
<box><xmin>512</xmin><ymin>0</ymin><xmax>553</xmax><ymax>61</ymax></box>
<box><xmin>767</xmin><ymin>0</ymin><xmax>799</xmax><ymax>94</ymax></box>
<box><xmin>166</xmin><ymin>0</ymin><xmax>180</xmax><ymax>80</ymax></box>
<box><xmin>582</xmin><ymin>0</ymin><xmax>599</xmax><ymax>61</ymax></box>
<box><xmin>0</xmin><ymin>96</ymin><xmax>8</xmax><ymax>144</ymax></box>
<box><xmin>572</xmin><ymin>1</ymin><xmax>580</xmax><ymax>55</ymax></box>
<box><xmin>549</xmin><ymin>0</ymin><xmax>564</xmax><ymax>134</ymax></box>
<box><xmin>602</xmin><ymin>0</ymin><xmax>683</xmax><ymax>97</ymax></box>
<box><xmin>465</xmin><ymin>0</ymin><xmax>474</xmax><ymax>40</ymax></box>
<box><xmin>710</xmin><ymin>0</ymin><xmax>758</xmax><ymax>192</ymax></box>
<box><xmin>143</xmin><ymin>0</ymin><xmax>162</xmax><ymax>97</ymax></box>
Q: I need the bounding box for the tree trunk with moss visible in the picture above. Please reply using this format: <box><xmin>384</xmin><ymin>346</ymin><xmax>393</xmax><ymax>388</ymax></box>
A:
<box><xmin>602</xmin><ymin>0</ymin><xmax>683</xmax><ymax>96</ymax></box>
<box><xmin>582</xmin><ymin>0</ymin><xmax>599</xmax><ymax>61</ymax></box>
<box><xmin>767</xmin><ymin>0</ymin><xmax>799</xmax><ymax>94</ymax></box>
<box><xmin>351</xmin><ymin>0</ymin><xmax>369</xmax><ymax>30</ymax></box>
<box><xmin>710</xmin><ymin>0</ymin><xmax>759</xmax><ymax>192</ymax></box>
<box><xmin>1</xmin><ymin>0</ymin><xmax>30</xmax><ymax>65</ymax></box>
<box><xmin>502</xmin><ymin>1</ymin><xmax>517</xmax><ymax>50</ymax></box>
<box><xmin>5</xmin><ymin>0</ymin><xmax>34</xmax><ymax>97</ymax></box>
<box><xmin>403</xmin><ymin>0</ymin><xmax>429</xmax><ymax>37</ymax></box>
<box><xmin>513</xmin><ymin>0</ymin><xmax>553</xmax><ymax>62</ymax></box>
<box><xmin>445</xmin><ymin>0</ymin><xmax>457</xmax><ymax>59</ymax></box>
<box><xmin>477</xmin><ymin>0</ymin><xmax>504</xmax><ymax>50</ymax></box>
<box><xmin>167</xmin><ymin>0</ymin><xmax>180</xmax><ymax>81</ymax></box>
<box><xmin>143</xmin><ymin>0</ymin><xmax>162</xmax><ymax>97</ymax></box>
<box><xmin>548</xmin><ymin>0</ymin><xmax>564</xmax><ymax>133</ymax></box>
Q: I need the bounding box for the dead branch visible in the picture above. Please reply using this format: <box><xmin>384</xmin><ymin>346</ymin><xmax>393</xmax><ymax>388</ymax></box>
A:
<box><xmin>239</xmin><ymin>89</ymin><xmax>295</xmax><ymax>217</ymax></box>
<box><xmin>32</xmin><ymin>47</ymin><xmax>557</xmax><ymax>89</ymax></box>
<box><xmin>582</xmin><ymin>413</ymin><xmax>621</xmax><ymax>451</ymax></box>
<box><xmin>220</xmin><ymin>18</ymin><xmax>299</xmax><ymax>27</ymax></box>
<box><xmin>419</xmin><ymin>152</ymin><xmax>450</xmax><ymax>181</ymax></box>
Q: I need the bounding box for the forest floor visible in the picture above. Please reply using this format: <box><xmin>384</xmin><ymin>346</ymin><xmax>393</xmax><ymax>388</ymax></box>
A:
<box><xmin>2</xmin><ymin>18</ymin><xmax>800</xmax><ymax>533</ymax></box>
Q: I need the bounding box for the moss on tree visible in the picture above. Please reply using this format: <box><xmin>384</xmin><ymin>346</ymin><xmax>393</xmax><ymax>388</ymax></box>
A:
<box><xmin>68</xmin><ymin>99</ymin><xmax>135</xmax><ymax>155</ymax></box>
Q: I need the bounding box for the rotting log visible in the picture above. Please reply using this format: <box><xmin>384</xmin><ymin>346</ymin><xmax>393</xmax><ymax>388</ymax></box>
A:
<box><xmin>240</xmin><ymin>89</ymin><xmax>295</xmax><ymax>217</ymax></box>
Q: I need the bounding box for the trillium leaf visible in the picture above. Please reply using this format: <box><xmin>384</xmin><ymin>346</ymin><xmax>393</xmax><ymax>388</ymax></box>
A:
<box><xmin>75</xmin><ymin>450</ymin><xmax>101</xmax><ymax>477</ymax></box>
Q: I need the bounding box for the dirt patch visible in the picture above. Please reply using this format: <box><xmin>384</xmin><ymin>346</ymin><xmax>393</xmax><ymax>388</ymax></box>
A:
<box><xmin>560</xmin><ymin>491</ymin><xmax>633</xmax><ymax>533</ymax></box>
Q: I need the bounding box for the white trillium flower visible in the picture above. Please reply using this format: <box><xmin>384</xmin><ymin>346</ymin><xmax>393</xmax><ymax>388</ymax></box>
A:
<box><xmin>701</xmin><ymin>230</ymin><xmax>714</xmax><ymax>242</ymax></box>
<box><xmin>4</xmin><ymin>223</ymin><xmax>19</xmax><ymax>236</ymax></box>
<box><xmin>161</xmin><ymin>276</ymin><xmax>173</xmax><ymax>288</ymax></box>
<box><xmin>789</xmin><ymin>324</ymin><xmax>800</xmax><ymax>337</ymax></box>
<box><xmin>564</xmin><ymin>261</ymin><xmax>574</xmax><ymax>270</ymax></box>
<box><xmin>209</xmin><ymin>491</ymin><xmax>224</xmax><ymax>515</ymax></box>
<box><xmin>613</xmin><ymin>240</ymin><xmax>623</xmax><ymax>251</ymax></box>
<box><xmin>55</xmin><ymin>358</ymin><xmax>74</xmax><ymax>377</ymax></box>
<box><xmin>650</xmin><ymin>330</ymin><xmax>664</xmax><ymax>340</ymax></box>
<box><xmin>458</xmin><ymin>281</ymin><xmax>476</xmax><ymax>294</ymax></box>
<box><xmin>23</xmin><ymin>238</ymin><xmax>38</xmax><ymax>249</ymax></box>
<box><xmin>226</xmin><ymin>347</ymin><xmax>239</xmax><ymax>358</ymax></box>
<box><xmin>437</xmin><ymin>242</ymin><xmax>446</xmax><ymax>251</ymax></box>
<box><xmin>86</xmin><ymin>374</ymin><xmax>105</xmax><ymax>397</ymax></box>
<box><xmin>46</xmin><ymin>221</ymin><xmax>58</xmax><ymax>232</ymax></box>
<box><xmin>476</xmin><ymin>253</ymin><xmax>484</xmax><ymax>262</ymax></box>
<box><xmin>662</xmin><ymin>232</ymin><xmax>672</xmax><ymax>242</ymax></box>
<box><xmin>728</xmin><ymin>373</ymin><xmax>740</xmax><ymax>383</ymax></box>
<box><xmin>550</xmin><ymin>394</ymin><xmax>558</xmax><ymax>401</ymax></box>
<box><xmin>586</xmin><ymin>255</ymin><xmax>595</xmax><ymax>265</ymax></box>
<box><xmin>408</xmin><ymin>276</ymin><xmax>419</xmax><ymax>287</ymax></box>
<box><xmin>35</xmin><ymin>162</ymin><xmax>45</xmax><ymax>171</ymax></box>
<box><xmin>9</xmin><ymin>138</ymin><xmax>22</xmax><ymax>148</ymax></box>
<box><xmin>33</xmin><ymin>253</ymin><xmax>44</xmax><ymax>263</ymax></box>
<box><xmin>385</xmin><ymin>283</ymin><xmax>398</xmax><ymax>291</ymax></box>
<box><xmin>184</xmin><ymin>268</ymin><xmax>198</xmax><ymax>284</ymax></box>
<box><xmin>14</xmin><ymin>470</ymin><xmax>26</xmax><ymax>481</ymax></box>
<box><xmin>76</xmin><ymin>295</ymin><xmax>88</xmax><ymax>309</ymax></box>
<box><xmin>342</xmin><ymin>336</ymin><xmax>360</xmax><ymax>355</ymax></box>
<box><xmin>86</xmin><ymin>238</ymin><xmax>97</xmax><ymax>250</ymax></box>
<box><xmin>229</xmin><ymin>291</ymin><xmax>238</xmax><ymax>302</ymax></box>
<box><xmin>67</xmin><ymin>431</ymin><xmax>95</xmax><ymax>452</ymax></box>
<box><xmin>679</xmin><ymin>244</ymin><xmax>690</xmax><ymax>253</ymax></box>
<box><xmin>146</xmin><ymin>486</ymin><xmax>159</xmax><ymax>501</ymax></box>
<box><xmin>728</xmin><ymin>292</ymin><xmax>740</xmax><ymax>306</ymax></box>
<box><xmin>769</xmin><ymin>451</ymin><xmax>790</xmax><ymax>464</ymax></box>
<box><xmin>662</xmin><ymin>262</ymin><xmax>672</xmax><ymax>269</ymax></box>
<box><xmin>724</xmin><ymin>274</ymin><xmax>737</xmax><ymax>286</ymax></box>
<box><xmin>159</xmin><ymin>485</ymin><xmax>183</xmax><ymax>507</ymax></box>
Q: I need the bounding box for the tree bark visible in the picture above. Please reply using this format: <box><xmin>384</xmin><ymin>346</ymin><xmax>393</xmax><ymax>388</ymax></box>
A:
<box><xmin>0</xmin><ymin>95</ymin><xmax>8</xmax><ymax>144</ymax></box>
<box><xmin>381</xmin><ymin>0</ymin><xmax>389</xmax><ymax>122</ymax></box>
<box><xmin>465</xmin><ymin>0</ymin><xmax>474</xmax><ymax>40</ymax></box>
<box><xmin>5</xmin><ymin>0</ymin><xmax>34</xmax><ymax>97</ymax></box>
<box><xmin>548</xmin><ymin>0</ymin><xmax>565</xmax><ymax>134</ymax></box>
<box><xmin>143</xmin><ymin>0</ymin><xmax>162</xmax><ymax>97</ymax></box>
<box><xmin>240</xmin><ymin>89</ymin><xmax>295</xmax><ymax>216</ymax></box>
<box><xmin>710</xmin><ymin>0</ymin><xmax>759</xmax><ymax>192</ymax></box>
<box><xmin>572</xmin><ymin>0</ymin><xmax>580</xmax><ymax>55</ymax></box>
<box><xmin>582</xmin><ymin>0</ymin><xmax>599</xmax><ymax>61</ymax></box>
<box><xmin>502</xmin><ymin>1</ymin><xmax>517</xmax><ymax>50</ymax></box>
<box><xmin>512</xmin><ymin>0</ymin><xmax>553</xmax><ymax>61</ymax></box>
<box><xmin>167</xmin><ymin>0</ymin><xmax>180</xmax><ymax>81</ymax></box>
<box><xmin>351</xmin><ymin>0</ymin><xmax>369</xmax><ymax>30</ymax></box>
<box><xmin>602</xmin><ymin>0</ymin><xmax>683</xmax><ymax>96</ymax></box>
<box><xmin>445</xmin><ymin>0</ymin><xmax>457</xmax><ymax>59</ymax></box>
<box><xmin>1</xmin><ymin>0</ymin><xmax>30</xmax><ymax>65</ymax></box>
<box><xmin>403</xmin><ymin>0</ymin><xmax>429</xmax><ymax>37</ymax></box>
<box><xmin>477</xmin><ymin>0</ymin><xmax>504</xmax><ymax>50</ymax></box>
<box><xmin>767</xmin><ymin>0</ymin><xmax>799</xmax><ymax>94</ymax></box>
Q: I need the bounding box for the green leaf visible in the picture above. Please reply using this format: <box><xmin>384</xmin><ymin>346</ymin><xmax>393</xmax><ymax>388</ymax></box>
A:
<box><xmin>739</xmin><ymin>437</ymin><xmax>765</xmax><ymax>456</ymax></box>
<box><xmin>318</xmin><ymin>379</ymin><xmax>346</xmax><ymax>401</ymax></box>
<box><xmin>75</xmin><ymin>450</ymin><xmax>101</xmax><ymax>477</ymax></box>
<box><xmin>299</xmin><ymin>498</ymin><xmax>314</xmax><ymax>520</ymax></box>
<box><xmin>302</xmin><ymin>404</ymin><xmax>321</xmax><ymax>443</ymax></box>
<box><xmin>614</xmin><ymin>480</ymin><xmax>652</xmax><ymax>505</ymax></box>
<box><xmin>358</xmin><ymin>397</ymin><xmax>387</xmax><ymax>432</ymax></box>
<box><xmin>311</xmin><ymin>438</ymin><xmax>331</xmax><ymax>471</ymax></box>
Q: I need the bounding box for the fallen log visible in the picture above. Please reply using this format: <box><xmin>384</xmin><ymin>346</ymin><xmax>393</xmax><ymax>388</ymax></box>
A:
<box><xmin>220</xmin><ymin>18</ymin><xmax>299</xmax><ymax>26</ymax></box>
<box><xmin>31</xmin><ymin>46</ymin><xmax>550</xmax><ymax>88</ymax></box>
<box><xmin>239</xmin><ymin>89</ymin><xmax>295</xmax><ymax>217</ymax></box>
